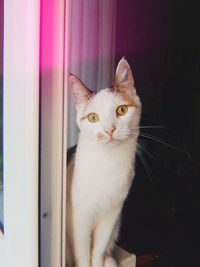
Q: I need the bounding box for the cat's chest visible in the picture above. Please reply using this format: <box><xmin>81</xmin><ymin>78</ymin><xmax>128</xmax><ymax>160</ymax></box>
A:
<box><xmin>73</xmin><ymin>143</ymin><xmax>135</xmax><ymax>204</ymax></box>
<box><xmin>76</xmin><ymin>143</ymin><xmax>133</xmax><ymax>175</ymax></box>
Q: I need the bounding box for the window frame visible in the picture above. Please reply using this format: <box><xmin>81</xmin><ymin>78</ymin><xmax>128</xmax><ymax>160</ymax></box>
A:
<box><xmin>0</xmin><ymin>0</ymin><xmax>3</xmax><ymax>231</ymax></box>
<box><xmin>39</xmin><ymin>0</ymin><xmax>70</xmax><ymax>266</ymax></box>
<box><xmin>0</xmin><ymin>0</ymin><xmax>40</xmax><ymax>266</ymax></box>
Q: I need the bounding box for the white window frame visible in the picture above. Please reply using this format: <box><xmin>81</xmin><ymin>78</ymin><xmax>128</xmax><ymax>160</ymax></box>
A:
<box><xmin>0</xmin><ymin>0</ymin><xmax>70</xmax><ymax>266</ymax></box>
<box><xmin>40</xmin><ymin>1</ymin><xmax>70</xmax><ymax>267</ymax></box>
<box><xmin>0</xmin><ymin>1</ymin><xmax>40</xmax><ymax>267</ymax></box>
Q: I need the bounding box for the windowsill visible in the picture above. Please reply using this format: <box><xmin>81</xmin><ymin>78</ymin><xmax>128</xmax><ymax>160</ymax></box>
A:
<box><xmin>114</xmin><ymin>246</ymin><xmax>136</xmax><ymax>267</ymax></box>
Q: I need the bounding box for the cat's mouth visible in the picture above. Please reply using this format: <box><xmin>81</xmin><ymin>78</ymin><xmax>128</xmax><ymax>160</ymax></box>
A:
<box><xmin>96</xmin><ymin>132</ymin><xmax>124</xmax><ymax>144</ymax></box>
<box><xmin>96</xmin><ymin>132</ymin><xmax>116</xmax><ymax>143</ymax></box>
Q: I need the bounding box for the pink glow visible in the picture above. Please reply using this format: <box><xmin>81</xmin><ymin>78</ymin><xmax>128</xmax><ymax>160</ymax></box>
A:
<box><xmin>40</xmin><ymin>0</ymin><xmax>64</xmax><ymax>72</ymax></box>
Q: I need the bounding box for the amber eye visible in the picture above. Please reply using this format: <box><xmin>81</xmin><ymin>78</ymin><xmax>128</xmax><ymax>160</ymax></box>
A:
<box><xmin>87</xmin><ymin>112</ymin><xmax>99</xmax><ymax>123</ymax></box>
<box><xmin>116</xmin><ymin>105</ymin><xmax>128</xmax><ymax>116</ymax></box>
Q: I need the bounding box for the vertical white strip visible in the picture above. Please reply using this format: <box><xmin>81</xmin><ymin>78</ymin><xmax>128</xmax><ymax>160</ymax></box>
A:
<box><xmin>3</xmin><ymin>0</ymin><xmax>40</xmax><ymax>267</ymax></box>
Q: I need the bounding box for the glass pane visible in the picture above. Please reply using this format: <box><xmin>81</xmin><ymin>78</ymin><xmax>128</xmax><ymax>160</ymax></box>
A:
<box><xmin>0</xmin><ymin>0</ymin><xmax>3</xmax><ymax>229</ymax></box>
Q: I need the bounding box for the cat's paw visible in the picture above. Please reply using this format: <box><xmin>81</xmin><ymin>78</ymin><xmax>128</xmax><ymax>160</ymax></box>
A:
<box><xmin>104</xmin><ymin>256</ymin><xmax>117</xmax><ymax>267</ymax></box>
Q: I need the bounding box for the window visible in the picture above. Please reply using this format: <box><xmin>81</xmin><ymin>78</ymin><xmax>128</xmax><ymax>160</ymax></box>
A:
<box><xmin>0</xmin><ymin>0</ymin><xmax>3</xmax><ymax>229</ymax></box>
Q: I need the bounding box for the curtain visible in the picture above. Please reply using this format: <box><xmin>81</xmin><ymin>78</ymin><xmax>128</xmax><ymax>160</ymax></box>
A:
<box><xmin>67</xmin><ymin>0</ymin><xmax>116</xmax><ymax>147</ymax></box>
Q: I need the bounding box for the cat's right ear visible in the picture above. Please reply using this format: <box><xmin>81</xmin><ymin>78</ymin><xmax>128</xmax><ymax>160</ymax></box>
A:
<box><xmin>114</xmin><ymin>58</ymin><xmax>135</xmax><ymax>89</ymax></box>
<box><xmin>69</xmin><ymin>74</ymin><xmax>93</xmax><ymax>106</ymax></box>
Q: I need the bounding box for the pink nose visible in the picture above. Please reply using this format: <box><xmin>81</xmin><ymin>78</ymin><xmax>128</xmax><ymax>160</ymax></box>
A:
<box><xmin>105</xmin><ymin>126</ymin><xmax>116</xmax><ymax>136</ymax></box>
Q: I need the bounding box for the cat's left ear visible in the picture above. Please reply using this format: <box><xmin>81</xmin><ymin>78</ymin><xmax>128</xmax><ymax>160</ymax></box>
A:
<box><xmin>113</xmin><ymin>58</ymin><xmax>136</xmax><ymax>95</ymax></box>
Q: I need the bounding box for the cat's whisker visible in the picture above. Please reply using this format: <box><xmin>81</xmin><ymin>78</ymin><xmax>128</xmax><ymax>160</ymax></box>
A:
<box><xmin>138</xmin><ymin>132</ymin><xmax>180</xmax><ymax>151</ymax></box>
<box><xmin>127</xmin><ymin>135</ymin><xmax>155</xmax><ymax>160</ymax></box>
<box><xmin>135</xmin><ymin>141</ymin><xmax>155</xmax><ymax>160</ymax></box>
<box><xmin>135</xmin><ymin>148</ymin><xmax>154</xmax><ymax>185</ymax></box>
<box><xmin>132</xmin><ymin>125</ymin><xmax>166</xmax><ymax>130</ymax></box>
<box><xmin>126</xmin><ymin>136</ymin><xmax>155</xmax><ymax>184</ymax></box>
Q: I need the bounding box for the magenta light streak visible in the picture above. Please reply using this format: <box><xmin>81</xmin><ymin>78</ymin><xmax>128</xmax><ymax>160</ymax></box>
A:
<box><xmin>40</xmin><ymin>0</ymin><xmax>64</xmax><ymax>72</ymax></box>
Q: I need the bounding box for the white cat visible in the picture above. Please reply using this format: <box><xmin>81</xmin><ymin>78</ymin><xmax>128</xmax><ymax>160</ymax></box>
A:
<box><xmin>66</xmin><ymin>58</ymin><xmax>141</xmax><ymax>267</ymax></box>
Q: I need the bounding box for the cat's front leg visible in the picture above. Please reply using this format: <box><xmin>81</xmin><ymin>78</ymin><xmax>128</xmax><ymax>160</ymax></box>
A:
<box><xmin>73</xmin><ymin>211</ymin><xmax>92</xmax><ymax>267</ymax></box>
<box><xmin>91</xmin><ymin>208</ymin><xmax>120</xmax><ymax>267</ymax></box>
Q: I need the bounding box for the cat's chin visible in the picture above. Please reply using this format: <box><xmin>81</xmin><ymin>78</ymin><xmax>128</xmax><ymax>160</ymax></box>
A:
<box><xmin>98</xmin><ymin>137</ymin><xmax>125</xmax><ymax>146</ymax></box>
<box><xmin>96</xmin><ymin>138</ymin><xmax>116</xmax><ymax>145</ymax></box>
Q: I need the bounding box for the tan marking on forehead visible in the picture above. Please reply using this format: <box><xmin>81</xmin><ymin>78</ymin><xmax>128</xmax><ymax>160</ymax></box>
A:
<box><xmin>121</xmin><ymin>90</ymin><xmax>137</xmax><ymax>107</ymax></box>
<box><xmin>115</xmin><ymin>85</ymin><xmax>136</xmax><ymax>104</ymax></box>
<box><xmin>110</xmin><ymin>86</ymin><xmax>137</xmax><ymax>107</ymax></box>
<box><xmin>97</xmin><ymin>132</ymin><xmax>106</xmax><ymax>141</ymax></box>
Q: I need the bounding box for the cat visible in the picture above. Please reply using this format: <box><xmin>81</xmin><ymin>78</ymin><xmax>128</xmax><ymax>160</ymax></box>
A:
<box><xmin>66</xmin><ymin>58</ymin><xmax>141</xmax><ymax>267</ymax></box>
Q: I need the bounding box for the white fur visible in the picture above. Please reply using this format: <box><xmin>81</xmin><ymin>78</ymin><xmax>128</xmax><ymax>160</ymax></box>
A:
<box><xmin>67</xmin><ymin>59</ymin><xmax>141</xmax><ymax>267</ymax></box>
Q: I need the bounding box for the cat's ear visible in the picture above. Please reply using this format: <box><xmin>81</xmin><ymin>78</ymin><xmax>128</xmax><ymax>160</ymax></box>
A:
<box><xmin>69</xmin><ymin>74</ymin><xmax>93</xmax><ymax>106</ymax></box>
<box><xmin>113</xmin><ymin>58</ymin><xmax>136</xmax><ymax>95</ymax></box>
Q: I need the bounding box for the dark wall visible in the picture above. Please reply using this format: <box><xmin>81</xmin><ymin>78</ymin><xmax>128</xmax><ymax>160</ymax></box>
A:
<box><xmin>116</xmin><ymin>0</ymin><xmax>200</xmax><ymax>165</ymax></box>
<box><xmin>116</xmin><ymin>0</ymin><xmax>170</xmax><ymax>116</ymax></box>
<box><xmin>116</xmin><ymin>1</ymin><xmax>200</xmax><ymax>266</ymax></box>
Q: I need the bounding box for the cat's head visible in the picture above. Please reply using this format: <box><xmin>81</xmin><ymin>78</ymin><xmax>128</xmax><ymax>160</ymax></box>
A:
<box><xmin>69</xmin><ymin>58</ymin><xmax>141</xmax><ymax>145</ymax></box>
